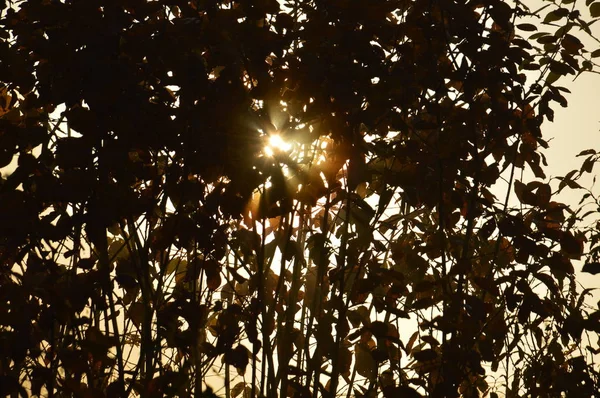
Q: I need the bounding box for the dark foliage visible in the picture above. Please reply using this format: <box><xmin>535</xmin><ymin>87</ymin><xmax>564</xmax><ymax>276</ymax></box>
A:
<box><xmin>1</xmin><ymin>0</ymin><xmax>600</xmax><ymax>397</ymax></box>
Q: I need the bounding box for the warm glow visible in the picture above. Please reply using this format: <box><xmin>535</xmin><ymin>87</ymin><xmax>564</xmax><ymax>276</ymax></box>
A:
<box><xmin>265</xmin><ymin>134</ymin><xmax>292</xmax><ymax>156</ymax></box>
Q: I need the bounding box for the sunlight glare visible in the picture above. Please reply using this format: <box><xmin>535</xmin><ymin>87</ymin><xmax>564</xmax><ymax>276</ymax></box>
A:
<box><xmin>265</xmin><ymin>134</ymin><xmax>292</xmax><ymax>156</ymax></box>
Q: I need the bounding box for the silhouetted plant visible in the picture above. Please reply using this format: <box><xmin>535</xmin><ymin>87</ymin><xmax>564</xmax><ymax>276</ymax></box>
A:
<box><xmin>1</xmin><ymin>0</ymin><xmax>600</xmax><ymax>397</ymax></box>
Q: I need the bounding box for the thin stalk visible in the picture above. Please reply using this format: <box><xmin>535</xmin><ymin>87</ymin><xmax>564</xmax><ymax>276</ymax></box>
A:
<box><xmin>125</xmin><ymin>217</ymin><xmax>155</xmax><ymax>390</ymax></box>
<box><xmin>307</xmin><ymin>195</ymin><xmax>331</xmax><ymax>396</ymax></box>
<box><xmin>328</xmin><ymin>191</ymin><xmax>351</xmax><ymax>397</ymax></box>
<box><xmin>279</xmin><ymin>205</ymin><xmax>306</xmax><ymax>396</ymax></box>
<box><xmin>225</xmin><ymin>364</ymin><xmax>231</xmax><ymax>398</ymax></box>
<box><xmin>252</xmin><ymin>185</ymin><xmax>268</xmax><ymax>398</ymax></box>
<box><xmin>269</xmin><ymin>211</ymin><xmax>294</xmax><ymax>396</ymax></box>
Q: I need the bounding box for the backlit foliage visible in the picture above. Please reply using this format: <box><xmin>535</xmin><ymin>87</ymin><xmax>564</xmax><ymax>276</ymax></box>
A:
<box><xmin>1</xmin><ymin>0</ymin><xmax>600</xmax><ymax>397</ymax></box>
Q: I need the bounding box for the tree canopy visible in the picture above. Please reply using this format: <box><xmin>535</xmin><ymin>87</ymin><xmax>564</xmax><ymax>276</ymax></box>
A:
<box><xmin>1</xmin><ymin>0</ymin><xmax>600</xmax><ymax>397</ymax></box>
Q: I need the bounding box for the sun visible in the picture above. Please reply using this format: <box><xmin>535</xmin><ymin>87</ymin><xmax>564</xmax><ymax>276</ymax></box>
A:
<box><xmin>264</xmin><ymin>134</ymin><xmax>292</xmax><ymax>157</ymax></box>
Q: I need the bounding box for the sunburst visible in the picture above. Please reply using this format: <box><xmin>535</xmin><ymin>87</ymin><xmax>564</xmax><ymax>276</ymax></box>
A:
<box><xmin>264</xmin><ymin>134</ymin><xmax>292</xmax><ymax>157</ymax></box>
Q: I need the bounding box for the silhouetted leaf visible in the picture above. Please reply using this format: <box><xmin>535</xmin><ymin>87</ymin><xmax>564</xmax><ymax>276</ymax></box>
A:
<box><xmin>582</xmin><ymin>262</ymin><xmax>600</xmax><ymax>275</ymax></box>
<box><xmin>591</xmin><ymin>2</ymin><xmax>600</xmax><ymax>18</ymax></box>
<box><xmin>560</xmin><ymin>231</ymin><xmax>583</xmax><ymax>258</ymax></box>
<box><xmin>127</xmin><ymin>302</ymin><xmax>145</xmax><ymax>328</ymax></box>
<box><xmin>413</xmin><ymin>349</ymin><xmax>437</xmax><ymax>362</ymax></box>
<box><xmin>544</xmin><ymin>8</ymin><xmax>569</xmax><ymax>23</ymax></box>
<box><xmin>231</xmin><ymin>382</ymin><xmax>245</xmax><ymax>398</ymax></box>
<box><xmin>516</xmin><ymin>23</ymin><xmax>537</xmax><ymax>31</ymax></box>
<box><xmin>354</xmin><ymin>340</ymin><xmax>376</xmax><ymax>382</ymax></box>
<box><xmin>383</xmin><ymin>386</ymin><xmax>422</xmax><ymax>398</ymax></box>
<box><xmin>224</xmin><ymin>345</ymin><xmax>250</xmax><ymax>375</ymax></box>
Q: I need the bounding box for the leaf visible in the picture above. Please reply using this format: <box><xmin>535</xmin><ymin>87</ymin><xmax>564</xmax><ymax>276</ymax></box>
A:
<box><xmin>203</xmin><ymin>260</ymin><xmax>222</xmax><ymax>291</ymax></box>
<box><xmin>224</xmin><ymin>345</ymin><xmax>250</xmax><ymax>375</ymax></box>
<box><xmin>127</xmin><ymin>302</ymin><xmax>145</xmax><ymax>328</ymax></box>
<box><xmin>530</xmin><ymin>32</ymin><xmax>550</xmax><ymax>40</ymax></box>
<box><xmin>385</xmin><ymin>306</ymin><xmax>410</xmax><ymax>319</ymax></box>
<box><xmin>421</xmin><ymin>335</ymin><xmax>440</xmax><ymax>347</ymax></box>
<box><xmin>369</xmin><ymin>321</ymin><xmax>389</xmax><ymax>339</ymax></box>
<box><xmin>561</xmin><ymin>34</ymin><xmax>584</xmax><ymax>54</ymax></box>
<box><xmin>534</xmin><ymin>183</ymin><xmax>551</xmax><ymax>207</ymax></box>
<box><xmin>200</xmin><ymin>387</ymin><xmax>220</xmax><ymax>398</ymax></box>
<box><xmin>591</xmin><ymin>2</ymin><xmax>600</xmax><ymax>17</ymax></box>
<box><xmin>383</xmin><ymin>386</ymin><xmax>422</xmax><ymax>397</ymax></box>
<box><xmin>560</xmin><ymin>231</ymin><xmax>583</xmax><ymax>258</ymax></box>
<box><xmin>537</xmin><ymin>34</ymin><xmax>557</xmax><ymax>44</ymax></box>
<box><xmin>410</xmin><ymin>297</ymin><xmax>439</xmax><ymax>311</ymax></box>
<box><xmin>544</xmin><ymin>8</ymin><xmax>569</xmax><ymax>23</ymax></box>
<box><xmin>582</xmin><ymin>262</ymin><xmax>600</xmax><ymax>275</ymax></box>
<box><xmin>545</xmin><ymin>71</ymin><xmax>561</xmax><ymax>86</ymax></box>
<box><xmin>549</xmin><ymin>61</ymin><xmax>573</xmax><ymax>76</ymax></box>
<box><xmin>175</xmin><ymin>261</ymin><xmax>189</xmax><ymax>285</ymax></box>
<box><xmin>413</xmin><ymin>348</ymin><xmax>437</xmax><ymax>361</ymax></box>
<box><xmin>577</xmin><ymin>149</ymin><xmax>596</xmax><ymax>156</ymax></box>
<box><xmin>31</xmin><ymin>367</ymin><xmax>52</xmax><ymax>396</ymax></box>
<box><xmin>516</xmin><ymin>23</ymin><xmax>537</xmax><ymax>31</ymax></box>
<box><xmin>547</xmin><ymin>253</ymin><xmax>575</xmax><ymax>275</ymax></box>
<box><xmin>473</xmin><ymin>277</ymin><xmax>500</xmax><ymax>297</ymax></box>
<box><xmin>406</xmin><ymin>331</ymin><xmax>419</xmax><ymax>354</ymax></box>
<box><xmin>534</xmin><ymin>272</ymin><xmax>559</xmax><ymax>296</ymax></box>
<box><xmin>166</xmin><ymin>258</ymin><xmax>186</xmax><ymax>275</ymax></box>
<box><xmin>581</xmin><ymin>157</ymin><xmax>596</xmax><ymax>174</ymax></box>
<box><xmin>231</xmin><ymin>382</ymin><xmax>245</xmax><ymax>398</ymax></box>
<box><xmin>557</xmin><ymin>169</ymin><xmax>582</xmax><ymax>191</ymax></box>
<box><xmin>77</xmin><ymin>257</ymin><xmax>96</xmax><ymax>270</ymax></box>
<box><xmin>513</xmin><ymin>180</ymin><xmax>536</xmax><ymax>206</ymax></box>
<box><xmin>354</xmin><ymin>341</ymin><xmax>376</xmax><ymax>381</ymax></box>
<box><xmin>489</xmin><ymin>1</ymin><xmax>513</xmax><ymax>30</ymax></box>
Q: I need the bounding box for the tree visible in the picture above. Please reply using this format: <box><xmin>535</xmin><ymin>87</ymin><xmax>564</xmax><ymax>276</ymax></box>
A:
<box><xmin>1</xmin><ymin>0</ymin><xmax>600</xmax><ymax>396</ymax></box>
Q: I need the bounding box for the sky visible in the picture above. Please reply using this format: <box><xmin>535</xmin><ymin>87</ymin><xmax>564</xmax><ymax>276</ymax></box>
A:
<box><xmin>505</xmin><ymin>0</ymin><xmax>600</xmax><ymax>294</ymax></box>
<box><xmin>541</xmin><ymin>68</ymin><xmax>600</xmax><ymax>293</ymax></box>
<box><xmin>529</xmin><ymin>0</ymin><xmax>600</xmax><ymax>291</ymax></box>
